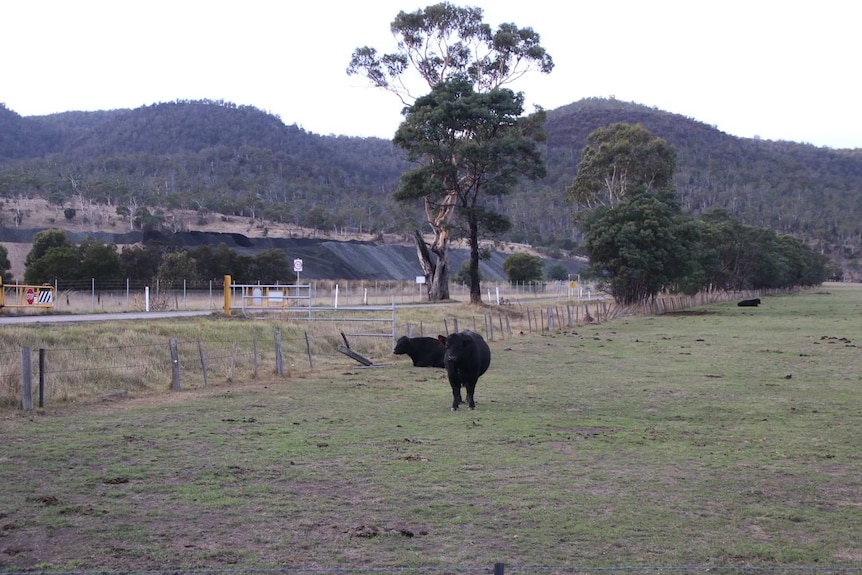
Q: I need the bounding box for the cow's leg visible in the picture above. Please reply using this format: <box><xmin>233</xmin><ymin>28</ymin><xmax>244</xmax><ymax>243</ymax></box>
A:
<box><xmin>450</xmin><ymin>381</ymin><xmax>462</xmax><ymax>410</ymax></box>
<box><xmin>465</xmin><ymin>381</ymin><xmax>476</xmax><ymax>410</ymax></box>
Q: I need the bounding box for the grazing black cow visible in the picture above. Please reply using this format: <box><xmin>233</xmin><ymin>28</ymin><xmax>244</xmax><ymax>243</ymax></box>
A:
<box><xmin>438</xmin><ymin>330</ymin><xmax>491</xmax><ymax>411</ymax></box>
<box><xmin>393</xmin><ymin>336</ymin><xmax>445</xmax><ymax>368</ymax></box>
<box><xmin>738</xmin><ymin>298</ymin><xmax>761</xmax><ymax>307</ymax></box>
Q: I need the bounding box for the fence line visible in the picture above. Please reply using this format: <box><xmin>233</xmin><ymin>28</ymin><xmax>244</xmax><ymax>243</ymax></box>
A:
<box><xmin>8</xmin><ymin>288</ymin><xmax>772</xmax><ymax>410</ymax></box>
<box><xmin>3</xmin><ymin>278</ymin><xmax>605</xmax><ymax>314</ymax></box>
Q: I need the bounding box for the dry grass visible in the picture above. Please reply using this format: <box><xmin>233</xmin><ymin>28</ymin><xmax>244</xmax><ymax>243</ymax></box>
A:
<box><xmin>0</xmin><ymin>285</ymin><xmax>860</xmax><ymax>573</ymax></box>
<box><xmin>0</xmin><ymin>286</ymin><xmax>784</xmax><ymax>409</ymax></box>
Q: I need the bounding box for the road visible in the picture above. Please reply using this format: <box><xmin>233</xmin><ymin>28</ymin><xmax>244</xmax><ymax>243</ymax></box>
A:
<box><xmin>0</xmin><ymin>310</ymin><xmax>215</xmax><ymax>325</ymax></box>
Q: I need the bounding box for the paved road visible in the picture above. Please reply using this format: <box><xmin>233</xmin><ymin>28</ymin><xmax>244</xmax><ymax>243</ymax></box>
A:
<box><xmin>0</xmin><ymin>310</ymin><xmax>215</xmax><ymax>325</ymax></box>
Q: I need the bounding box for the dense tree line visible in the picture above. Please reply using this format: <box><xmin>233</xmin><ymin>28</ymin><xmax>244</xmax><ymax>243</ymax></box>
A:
<box><xmin>17</xmin><ymin>229</ymin><xmax>297</xmax><ymax>288</ymax></box>
<box><xmin>582</xmin><ymin>192</ymin><xmax>829</xmax><ymax>304</ymax></box>
<box><xmin>571</xmin><ymin>124</ymin><xmax>830</xmax><ymax>304</ymax></box>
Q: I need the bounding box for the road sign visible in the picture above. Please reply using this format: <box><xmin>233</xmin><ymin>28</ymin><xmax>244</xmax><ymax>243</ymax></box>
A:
<box><xmin>26</xmin><ymin>288</ymin><xmax>35</xmax><ymax>305</ymax></box>
<box><xmin>293</xmin><ymin>259</ymin><xmax>303</xmax><ymax>272</ymax></box>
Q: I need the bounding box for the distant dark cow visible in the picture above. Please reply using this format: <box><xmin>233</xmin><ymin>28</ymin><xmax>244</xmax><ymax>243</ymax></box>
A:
<box><xmin>438</xmin><ymin>330</ymin><xmax>491</xmax><ymax>411</ymax></box>
<box><xmin>738</xmin><ymin>298</ymin><xmax>761</xmax><ymax>307</ymax></box>
<box><xmin>393</xmin><ymin>336</ymin><xmax>445</xmax><ymax>368</ymax></box>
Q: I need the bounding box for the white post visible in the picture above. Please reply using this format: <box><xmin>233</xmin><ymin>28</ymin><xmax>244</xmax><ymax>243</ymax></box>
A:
<box><xmin>145</xmin><ymin>286</ymin><xmax>150</xmax><ymax>312</ymax></box>
<box><xmin>495</xmin><ymin>286</ymin><xmax>500</xmax><ymax>305</ymax></box>
<box><xmin>363</xmin><ymin>288</ymin><xmax>368</xmax><ymax>305</ymax></box>
<box><xmin>334</xmin><ymin>284</ymin><xmax>339</xmax><ymax>309</ymax></box>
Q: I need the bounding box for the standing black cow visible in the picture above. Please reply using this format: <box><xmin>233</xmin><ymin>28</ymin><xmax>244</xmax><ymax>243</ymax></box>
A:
<box><xmin>438</xmin><ymin>330</ymin><xmax>491</xmax><ymax>411</ymax></box>
<box><xmin>393</xmin><ymin>336</ymin><xmax>445</xmax><ymax>368</ymax></box>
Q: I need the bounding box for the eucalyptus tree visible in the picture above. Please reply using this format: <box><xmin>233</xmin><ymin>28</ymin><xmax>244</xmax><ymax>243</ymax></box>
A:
<box><xmin>348</xmin><ymin>2</ymin><xmax>553</xmax><ymax>300</ymax></box>
<box><xmin>394</xmin><ymin>78</ymin><xmax>547</xmax><ymax>303</ymax></box>
<box><xmin>583</xmin><ymin>188</ymin><xmax>700</xmax><ymax>305</ymax></box>
<box><xmin>566</xmin><ymin>123</ymin><xmax>676</xmax><ymax>211</ymax></box>
<box><xmin>0</xmin><ymin>244</ymin><xmax>13</xmax><ymax>283</ymax></box>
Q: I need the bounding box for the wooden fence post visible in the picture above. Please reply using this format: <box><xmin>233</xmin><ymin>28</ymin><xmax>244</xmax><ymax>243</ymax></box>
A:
<box><xmin>198</xmin><ymin>341</ymin><xmax>209</xmax><ymax>387</ymax></box>
<box><xmin>253</xmin><ymin>335</ymin><xmax>259</xmax><ymax>379</ymax></box>
<box><xmin>230</xmin><ymin>342</ymin><xmax>237</xmax><ymax>382</ymax></box>
<box><xmin>275</xmin><ymin>331</ymin><xmax>285</xmax><ymax>376</ymax></box>
<box><xmin>38</xmin><ymin>348</ymin><xmax>46</xmax><ymax>408</ymax></box>
<box><xmin>169</xmin><ymin>338</ymin><xmax>181</xmax><ymax>390</ymax></box>
<box><xmin>21</xmin><ymin>346</ymin><xmax>32</xmax><ymax>411</ymax></box>
<box><xmin>304</xmin><ymin>332</ymin><xmax>314</xmax><ymax>370</ymax></box>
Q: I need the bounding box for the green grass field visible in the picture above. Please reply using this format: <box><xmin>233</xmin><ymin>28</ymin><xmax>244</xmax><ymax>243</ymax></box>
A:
<box><xmin>1</xmin><ymin>286</ymin><xmax>860</xmax><ymax>572</ymax></box>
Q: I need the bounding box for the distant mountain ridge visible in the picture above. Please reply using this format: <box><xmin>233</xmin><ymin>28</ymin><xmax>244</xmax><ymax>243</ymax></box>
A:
<box><xmin>1</xmin><ymin>97</ymin><xmax>860</xmax><ymax>277</ymax></box>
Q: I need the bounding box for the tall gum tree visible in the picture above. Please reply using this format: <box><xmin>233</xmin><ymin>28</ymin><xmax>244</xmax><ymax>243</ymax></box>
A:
<box><xmin>393</xmin><ymin>78</ymin><xmax>547</xmax><ymax>303</ymax></box>
<box><xmin>566</xmin><ymin>123</ymin><xmax>676</xmax><ymax>211</ymax></box>
<box><xmin>348</xmin><ymin>2</ymin><xmax>553</xmax><ymax>301</ymax></box>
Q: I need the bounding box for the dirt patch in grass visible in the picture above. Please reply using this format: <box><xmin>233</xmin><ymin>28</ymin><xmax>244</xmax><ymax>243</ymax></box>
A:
<box><xmin>664</xmin><ymin>309</ymin><xmax>717</xmax><ymax>316</ymax></box>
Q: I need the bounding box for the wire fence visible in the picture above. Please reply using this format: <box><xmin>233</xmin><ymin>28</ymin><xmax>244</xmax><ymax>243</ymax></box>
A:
<box><xmin>2</xmin><ymin>278</ymin><xmax>598</xmax><ymax>314</ymax></box>
<box><xmin>2</xmin><ymin>287</ymin><xmax>774</xmax><ymax>410</ymax></box>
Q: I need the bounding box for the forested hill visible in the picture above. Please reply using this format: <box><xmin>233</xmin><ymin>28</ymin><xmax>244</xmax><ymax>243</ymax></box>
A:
<box><xmin>543</xmin><ymin>99</ymin><xmax>862</xmax><ymax>245</ymax></box>
<box><xmin>1</xmin><ymin>98</ymin><xmax>861</xmax><ymax>276</ymax></box>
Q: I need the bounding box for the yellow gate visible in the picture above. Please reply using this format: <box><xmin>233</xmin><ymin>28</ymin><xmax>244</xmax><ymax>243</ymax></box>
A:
<box><xmin>0</xmin><ymin>279</ymin><xmax>56</xmax><ymax>312</ymax></box>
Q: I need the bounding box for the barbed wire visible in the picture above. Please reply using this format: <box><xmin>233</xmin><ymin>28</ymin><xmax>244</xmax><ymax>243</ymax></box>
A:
<box><xmin>44</xmin><ymin>343</ymin><xmax>168</xmax><ymax>353</ymax></box>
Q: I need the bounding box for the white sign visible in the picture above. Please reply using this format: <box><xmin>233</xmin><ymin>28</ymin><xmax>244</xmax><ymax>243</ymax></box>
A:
<box><xmin>415</xmin><ymin>276</ymin><xmax>426</xmax><ymax>284</ymax></box>
<box><xmin>293</xmin><ymin>259</ymin><xmax>303</xmax><ymax>272</ymax></box>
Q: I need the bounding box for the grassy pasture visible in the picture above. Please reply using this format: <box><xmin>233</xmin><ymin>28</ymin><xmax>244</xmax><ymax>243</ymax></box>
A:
<box><xmin>0</xmin><ymin>285</ymin><xmax>860</xmax><ymax>572</ymax></box>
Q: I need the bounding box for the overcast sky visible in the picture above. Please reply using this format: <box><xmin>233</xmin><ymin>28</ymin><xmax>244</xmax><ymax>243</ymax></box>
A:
<box><xmin>3</xmin><ymin>0</ymin><xmax>860</xmax><ymax>148</ymax></box>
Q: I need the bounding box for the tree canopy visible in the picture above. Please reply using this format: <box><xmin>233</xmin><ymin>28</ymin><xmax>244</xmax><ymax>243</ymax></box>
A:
<box><xmin>348</xmin><ymin>3</ymin><xmax>553</xmax><ymax>103</ymax></box>
<box><xmin>583</xmin><ymin>188</ymin><xmax>700</xmax><ymax>304</ymax></box>
<box><xmin>566</xmin><ymin>122</ymin><xmax>676</xmax><ymax>210</ymax></box>
<box><xmin>0</xmin><ymin>244</ymin><xmax>12</xmax><ymax>283</ymax></box>
<box><xmin>503</xmin><ymin>252</ymin><xmax>544</xmax><ymax>283</ymax></box>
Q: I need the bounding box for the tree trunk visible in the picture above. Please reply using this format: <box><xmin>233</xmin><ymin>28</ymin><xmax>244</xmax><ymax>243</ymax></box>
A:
<box><xmin>468</xmin><ymin>216</ymin><xmax>482</xmax><ymax>304</ymax></box>
<box><xmin>413</xmin><ymin>230</ymin><xmax>450</xmax><ymax>300</ymax></box>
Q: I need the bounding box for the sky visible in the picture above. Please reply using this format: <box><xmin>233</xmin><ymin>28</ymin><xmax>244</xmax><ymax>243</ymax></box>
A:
<box><xmin>3</xmin><ymin>0</ymin><xmax>860</xmax><ymax>149</ymax></box>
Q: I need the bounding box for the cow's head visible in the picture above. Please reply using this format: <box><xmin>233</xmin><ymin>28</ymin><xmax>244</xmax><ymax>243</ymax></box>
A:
<box><xmin>393</xmin><ymin>335</ymin><xmax>410</xmax><ymax>354</ymax></box>
<box><xmin>439</xmin><ymin>332</ymin><xmax>469</xmax><ymax>363</ymax></box>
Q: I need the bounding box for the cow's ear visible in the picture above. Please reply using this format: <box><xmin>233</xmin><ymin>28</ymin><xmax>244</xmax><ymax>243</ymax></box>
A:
<box><xmin>437</xmin><ymin>335</ymin><xmax>446</xmax><ymax>345</ymax></box>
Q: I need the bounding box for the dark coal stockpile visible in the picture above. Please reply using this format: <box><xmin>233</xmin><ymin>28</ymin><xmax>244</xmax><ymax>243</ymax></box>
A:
<box><xmin>2</xmin><ymin>229</ymin><xmax>585</xmax><ymax>281</ymax></box>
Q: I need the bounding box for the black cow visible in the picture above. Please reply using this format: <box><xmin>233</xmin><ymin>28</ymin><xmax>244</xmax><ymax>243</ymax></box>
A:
<box><xmin>438</xmin><ymin>330</ymin><xmax>491</xmax><ymax>410</ymax></box>
<box><xmin>393</xmin><ymin>336</ymin><xmax>445</xmax><ymax>368</ymax></box>
<box><xmin>738</xmin><ymin>298</ymin><xmax>761</xmax><ymax>307</ymax></box>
